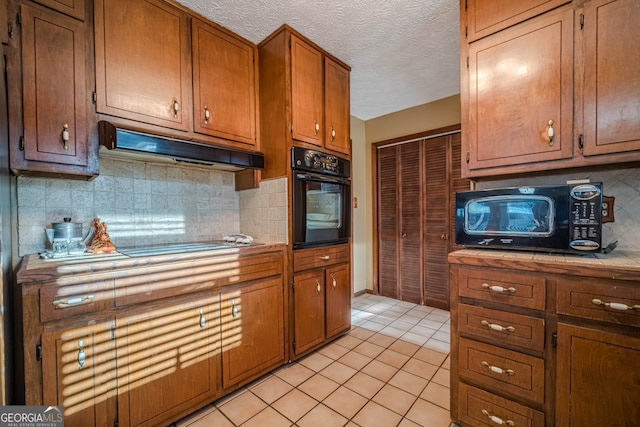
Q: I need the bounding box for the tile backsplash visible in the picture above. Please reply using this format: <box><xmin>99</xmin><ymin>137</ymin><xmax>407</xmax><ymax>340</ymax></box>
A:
<box><xmin>476</xmin><ymin>165</ymin><xmax>640</xmax><ymax>252</ymax></box>
<box><xmin>16</xmin><ymin>156</ymin><xmax>288</xmax><ymax>256</ymax></box>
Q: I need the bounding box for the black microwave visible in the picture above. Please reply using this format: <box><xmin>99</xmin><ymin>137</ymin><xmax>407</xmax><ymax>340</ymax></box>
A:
<box><xmin>455</xmin><ymin>183</ymin><xmax>604</xmax><ymax>254</ymax></box>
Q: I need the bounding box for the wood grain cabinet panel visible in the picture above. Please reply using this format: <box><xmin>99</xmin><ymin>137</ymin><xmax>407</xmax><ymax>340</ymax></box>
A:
<box><xmin>221</xmin><ymin>277</ymin><xmax>284</xmax><ymax>388</ymax></box>
<box><xmin>41</xmin><ymin>320</ymin><xmax>117</xmax><ymax>427</ymax></box>
<box><xmin>555</xmin><ymin>323</ymin><xmax>640</xmax><ymax>427</ymax></box>
<box><xmin>458</xmin><ymin>383</ymin><xmax>545</xmax><ymax>427</ymax></box>
<box><xmin>466</xmin><ymin>8</ymin><xmax>574</xmax><ymax>173</ymax></box>
<box><xmin>192</xmin><ymin>18</ymin><xmax>257</xmax><ymax>147</ymax></box>
<box><xmin>94</xmin><ymin>0</ymin><xmax>191</xmax><ymax>131</ymax></box>
<box><xmin>465</xmin><ymin>0</ymin><xmax>570</xmax><ymax>41</ymax></box>
<box><xmin>325</xmin><ymin>263</ymin><xmax>351</xmax><ymax>339</ymax></box>
<box><xmin>458</xmin><ymin>267</ymin><xmax>546</xmax><ymax>310</ymax></box>
<box><xmin>39</xmin><ymin>279</ymin><xmax>114</xmax><ymax>322</ymax></box>
<box><xmin>293</xmin><ymin>270</ymin><xmax>326</xmax><ymax>354</ymax></box>
<box><xmin>459</xmin><ymin>338</ymin><xmax>545</xmax><ymax>404</ymax></box>
<box><xmin>290</xmin><ymin>34</ymin><xmax>324</xmax><ymax>147</ymax></box>
<box><xmin>582</xmin><ymin>0</ymin><xmax>640</xmax><ymax>156</ymax></box>
<box><xmin>324</xmin><ymin>57</ymin><xmax>350</xmax><ymax>155</ymax></box>
<box><xmin>20</xmin><ymin>3</ymin><xmax>88</xmax><ymax>167</ymax></box>
<box><xmin>31</xmin><ymin>0</ymin><xmax>85</xmax><ymax>20</ymax></box>
<box><xmin>116</xmin><ymin>295</ymin><xmax>220</xmax><ymax>427</ymax></box>
<box><xmin>458</xmin><ymin>303</ymin><xmax>545</xmax><ymax>352</ymax></box>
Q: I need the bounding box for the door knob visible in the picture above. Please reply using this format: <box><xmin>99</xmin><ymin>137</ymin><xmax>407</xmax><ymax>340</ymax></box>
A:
<box><xmin>401</xmin><ymin>233</ymin><xmax>407</xmax><ymax>239</ymax></box>
<box><xmin>441</xmin><ymin>234</ymin><xmax>447</xmax><ymax>240</ymax></box>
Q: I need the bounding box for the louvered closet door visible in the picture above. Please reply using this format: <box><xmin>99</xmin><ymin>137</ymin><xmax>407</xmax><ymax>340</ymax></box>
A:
<box><xmin>399</xmin><ymin>142</ymin><xmax>423</xmax><ymax>304</ymax></box>
<box><xmin>377</xmin><ymin>146</ymin><xmax>399</xmax><ymax>299</ymax></box>
<box><xmin>423</xmin><ymin>136</ymin><xmax>449</xmax><ymax>309</ymax></box>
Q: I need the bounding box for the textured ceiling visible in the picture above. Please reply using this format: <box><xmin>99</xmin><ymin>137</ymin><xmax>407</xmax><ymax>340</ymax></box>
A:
<box><xmin>176</xmin><ymin>0</ymin><xmax>460</xmax><ymax>121</ymax></box>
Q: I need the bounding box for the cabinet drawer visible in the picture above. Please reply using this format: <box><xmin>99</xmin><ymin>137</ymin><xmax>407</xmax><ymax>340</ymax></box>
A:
<box><xmin>557</xmin><ymin>277</ymin><xmax>640</xmax><ymax>327</ymax></box>
<box><xmin>458</xmin><ymin>268</ymin><xmax>545</xmax><ymax>310</ymax></box>
<box><xmin>40</xmin><ymin>280</ymin><xmax>114</xmax><ymax>322</ymax></box>
<box><xmin>459</xmin><ymin>338</ymin><xmax>545</xmax><ymax>404</ymax></box>
<box><xmin>458</xmin><ymin>304</ymin><xmax>545</xmax><ymax>352</ymax></box>
<box><xmin>458</xmin><ymin>382</ymin><xmax>545</xmax><ymax>427</ymax></box>
<box><xmin>294</xmin><ymin>244</ymin><xmax>349</xmax><ymax>272</ymax></box>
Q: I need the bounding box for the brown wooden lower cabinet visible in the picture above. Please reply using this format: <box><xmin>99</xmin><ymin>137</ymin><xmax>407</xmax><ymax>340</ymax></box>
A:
<box><xmin>18</xmin><ymin>246</ymin><xmax>286</xmax><ymax>427</ymax></box>
<box><xmin>449</xmin><ymin>249</ymin><xmax>640</xmax><ymax>427</ymax></box>
<box><xmin>292</xmin><ymin>244</ymin><xmax>351</xmax><ymax>358</ymax></box>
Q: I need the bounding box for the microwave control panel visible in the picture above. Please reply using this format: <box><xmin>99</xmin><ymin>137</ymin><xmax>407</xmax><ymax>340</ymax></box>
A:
<box><xmin>568</xmin><ymin>184</ymin><xmax>602</xmax><ymax>251</ymax></box>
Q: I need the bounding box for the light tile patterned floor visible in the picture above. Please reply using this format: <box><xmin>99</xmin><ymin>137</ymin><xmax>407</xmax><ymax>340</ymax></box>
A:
<box><xmin>174</xmin><ymin>294</ymin><xmax>453</xmax><ymax>427</ymax></box>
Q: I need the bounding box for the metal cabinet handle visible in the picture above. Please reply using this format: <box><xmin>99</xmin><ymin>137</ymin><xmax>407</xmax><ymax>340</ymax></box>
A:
<box><xmin>231</xmin><ymin>300</ymin><xmax>238</xmax><ymax>319</ymax></box>
<box><xmin>314</xmin><ymin>120</ymin><xmax>320</xmax><ymax>135</ymax></box>
<box><xmin>77</xmin><ymin>340</ymin><xmax>86</xmax><ymax>370</ymax></box>
<box><xmin>330</xmin><ymin>126</ymin><xmax>336</xmax><ymax>142</ymax></box>
<box><xmin>482</xmin><ymin>283</ymin><xmax>516</xmax><ymax>294</ymax></box>
<box><xmin>481</xmin><ymin>320</ymin><xmax>515</xmax><ymax>333</ymax></box>
<box><xmin>482</xmin><ymin>360</ymin><xmax>515</xmax><ymax>376</ymax></box>
<box><xmin>52</xmin><ymin>294</ymin><xmax>95</xmax><ymax>306</ymax></box>
<box><xmin>61</xmin><ymin>124</ymin><xmax>70</xmax><ymax>150</ymax></box>
<box><xmin>482</xmin><ymin>409</ymin><xmax>515</xmax><ymax>426</ymax></box>
<box><xmin>315</xmin><ymin>280</ymin><xmax>321</xmax><ymax>294</ymax></box>
<box><xmin>547</xmin><ymin>119</ymin><xmax>555</xmax><ymax>146</ymax></box>
<box><xmin>319</xmin><ymin>255</ymin><xmax>330</xmax><ymax>261</ymax></box>
<box><xmin>331</xmin><ymin>274</ymin><xmax>337</xmax><ymax>289</ymax></box>
<box><xmin>592</xmin><ymin>299</ymin><xmax>640</xmax><ymax>311</ymax></box>
<box><xmin>172</xmin><ymin>98</ymin><xmax>180</xmax><ymax>118</ymax></box>
<box><xmin>204</xmin><ymin>106</ymin><xmax>210</xmax><ymax>124</ymax></box>
<box><xmin>199</xmin><ymin>309</ymin><xmax>206</xmax><ymax>330</ymax></box>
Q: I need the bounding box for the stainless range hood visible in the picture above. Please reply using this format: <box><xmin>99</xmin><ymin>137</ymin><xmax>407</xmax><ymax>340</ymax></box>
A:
<box><xmin>98</xmin><ymin>121</ymin><xmax>264</xmax><ymax>170</ymax></box>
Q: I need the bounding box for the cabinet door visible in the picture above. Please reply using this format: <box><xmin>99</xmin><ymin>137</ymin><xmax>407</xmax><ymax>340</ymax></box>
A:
<box><xmin>423</xmin><ymin>136</ymin><xmax>450</xmax><ymax>310</ymax></box>
<box><xmin>377</xmin><ymin>145</ymin><xmax>400</xmax><ymax>299</ymax></box>
<box><xmin>326</xmin><ymin>263</ymin><xmax>351</xmax><ymax>339</ymax></box>
<box><xmin>324</xmin><ymin>57</ymin><xmax>350</xmax><ymax>155</ymax></box>
<box><xmin>116</xmin><ymin>296</ymin><xmax>220</xmax><ymax>427</ymax></box>
<box><xmin>21</xmin><ymin>3</ymin><xmax>87</xmax><ymax>167</ymax></box>
<box><xmin>466</xmin><ymin>0</ymin><xmax>570</xmax><ymax>41</ymax></box>
<box><xmin>294</xmin><ymin>270</ymin><xmax>325</xmax><ymax>354</ymax></box>
<box><xmin>466</xmin><ymin>9</ymin><xmax>574</xmax><ymax>172</ymax></box>
<box><xmin>221</xmin><ymin>277</ymin><xmax>284</xmax><ymax>388</ymax></box>
<box><xmin>192</xmin><ymin>19</ymin><xmax>257</xmax><ymax>147</ymax></box>
<box><xmin>94</xmin><ymin>0</ymin><xmax>191</xmax><ymax>130</ymax></box>
<box><xmin>291</xmin><ymin>34</ymin><xmax>323</xmax><ymax>146</ymax></box>
<box><xmin>556</xmin><ymin>323</ymin><xmax>640</xmax><ymax>426</ymax></box>
<box><xmin>398</xmin><ymin>141</ymin><xmax>423</xmax><ymax>304</ymax></box>
<box><xmin>41</xmin><ymin>320</ymin><xmax>116</xmax><ymax>427</ymax></box>
<box><xmin>31</xmin><ymin>0</ymin><xmax>86</xmax><ymax>20</ymax></box>
<box><xmin>582</xmin><ymin>0</ymin><xmax>640</xmax><ymax>156</ymax></box>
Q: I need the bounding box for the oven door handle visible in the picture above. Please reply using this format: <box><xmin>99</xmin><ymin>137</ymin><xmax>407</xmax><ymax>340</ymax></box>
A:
<box><xmin>295</xmin><ymin>172</ymin><xmax>351</xmax><ymax>185</ymax></box>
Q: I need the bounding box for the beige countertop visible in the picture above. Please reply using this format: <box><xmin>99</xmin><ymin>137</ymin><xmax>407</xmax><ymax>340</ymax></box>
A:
<box><xmin>448</xmin><ymin>249</ymin><xmax>640</xmax><ymax>281</ymax></box>
<box><xmin>16</xmin><ymin>242</ymin><xmax>288</xmax><ymax>285</ymax></box>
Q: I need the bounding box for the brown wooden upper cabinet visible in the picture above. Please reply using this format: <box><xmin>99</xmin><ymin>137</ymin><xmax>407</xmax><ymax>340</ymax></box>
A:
<box><xmin>31</xmin><ymin>0</ymin><xmax>86</xmax><ymax>20</ymax></box>
<box><xmin>461</xmin><ymin>0</ymin><xmax>640</xmax><ymax>178</ymax></box>
<box><xmin>259</xmin><ymin>25</ymin><xmax>351</xmax><ymax>179</ymax></box>
<box><xmin>465</xmin><ymin>0</ymin><xmax>571</xmax><ymax>41</ymax></box>
<box><xmin>94</xmin><ymin>0</ymin><xmax>259</xmax><ymax>150</ymax></box>
<box><xmin>94</xmin><ymin>0</ymin><xmax>191</xmax><ymax>131</ymax></box>
<box><xmin>192</xmin><ymin>18</ymin><xmax>257</xmax><ymax>146</ymax></box>
<box><xmin>10</xmin><ymin>1</ymin><xmax>98</xmax><ymax>178</ymax></box>
<box><xmin>582</xmin><ymin>0</ymin><xmax>640</xmax><ymax>156</ymax></box>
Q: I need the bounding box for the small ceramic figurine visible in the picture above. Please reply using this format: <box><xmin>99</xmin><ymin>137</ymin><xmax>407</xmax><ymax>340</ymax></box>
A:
<box><xmin>87</xmin><ymin>217</ymin><xmax>117</xmax><ymax>254</ymax></box>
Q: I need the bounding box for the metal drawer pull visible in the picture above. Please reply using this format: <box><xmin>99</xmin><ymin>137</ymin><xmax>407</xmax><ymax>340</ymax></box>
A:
<box><xmin>319</xmin><ymin>255</ymin><xmax>330</xmax><ymax>261</ymax></box>
<box><xmin>52</xmin><ymin>294</ymin><xmax>95</xmax><ymax>306</ymax></box>
<box><xmin>482</xmin><ymin>409</ymin><xmax>515</xmax><ymax>426</ymax></box>
<box><xmin>77</xmin><ymin>340</ymin><xmax>86</xmax><ymax>370</ymax></box>
<box><xmin>316</xmin><ymin>280</ymin><xmax>322</xmax><ymax>294</ymax></box>
<box><xmin>331</xmin><ymin>274</ymin><xmax>337</xmax><ymax>289</ymax></box>
<box><xmin>482</xmin><ymin>283</ymin><xmax>516</xmax><ymax>294</ymax></box>
<box><xmin>231</xmin><ymin>300</ymin><xmax>238</xmax><ymax>319</ymax></box>
<box><xmin>482</xmin><ymin>361</ymin><xmax>515</xmax><ymax>376</ymax></box>
<box><xmin>199</xmin><ymin>309</ymin><xmax>206</xmax><ymax>330</ymax></box>
<box><xmin>592</xmin><ymin>299</ymin><xmax>640</xmax><ymax>311</ymax></box>
<box><xmin>481</xmin><ymin>320</ymin><xmax>515</xmax><ymax>332</ymax></box>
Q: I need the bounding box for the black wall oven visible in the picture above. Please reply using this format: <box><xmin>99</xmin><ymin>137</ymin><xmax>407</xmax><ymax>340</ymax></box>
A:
<box><xmin>292</xmin><ymin>147</ymin><xmax>351</xmax><ymax>249</ymax></box>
